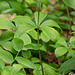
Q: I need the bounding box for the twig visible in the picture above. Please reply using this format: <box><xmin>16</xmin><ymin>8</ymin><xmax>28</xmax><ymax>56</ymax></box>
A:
<box><xmin>66</xmin><ymin>6</ymin><xmax>72</xmax><ymax>33</ymax></box>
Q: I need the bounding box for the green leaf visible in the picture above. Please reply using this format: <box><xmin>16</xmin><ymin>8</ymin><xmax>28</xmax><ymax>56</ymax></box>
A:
<box><xmin>14</xmin><ymin>24</ymin><xmax>36</xmax><ymax>37</ymax></box>
<box><xmin>12</xmin><ymin>38</ymin><xmax>24</xmax><ymax>51</ymax></box>
<box><xmin>69</xmin><ymin>36</ymin><xmax>75</xmax><ymax>43</ymax></box>
<box><xmin>59</xmin><ymin>23</ymin><xmax>70</xmax><ymax>30</ymax></box>
<box><xmin>0</xmin><ymin>67</ymin><xmax>3</xmax><ymax>74</ymax></box>
<box><xmin>24</xmin><ymin>43</ymin><xmax>42</xmax><ymax>50</ymax></box>
<box><xmin>14</xmin><ymin>33</ymin><xmax>31</xmax><ymax>45</ymax></box>
<box><xmin>34</xmin><ymin>64</ymin><xmax>41</xmax><ymax>70</ymax></box>
<box><xmin>70</xmin><ymin>11</ymin><xmax>75</xmax><ymax>16</ymax></box>
<box><xmin>16</xmin><ymin>57</ymin><xmax>37</xmax><ymax>69</ymax></box>
<box><xmin>40</xmin><ymin>20</ymin><xmax>61</xmax><ymax>29</ymax></box>
<box><xmin>55</xmin><ymin>47</ymin><xmax>68</xmax><ymax>57</ymax></box>
<box><xmin>22</xmin><ymin>50</ymin><xmax>31</xmax><ymax>58</ymax></box>
<box><xmin>43</xmin><ymin>63</ymin><xmax>57</xmax><ymax>75</ymax></box>
<box><xmin>0</xmin><ymin>47</ymin><xmax>13</xmax><ymax>63</ymax></box>
<box><xmin>19</xmin><ymin>33</ymin><xmax>31</xmax><ymax>45</ymax></box>
<box><xmin>11</xmin><ymin>64</ymin><xmax>23</xmax><ymax>75</ymax></box>
<box><xmin>71</xmin><ymin>26</ymin><xmax>75</xmax><ymax>31</ymax></box>
<box><xmin>44</xmin><ymin>68</ymin><xmax>57</xmax><ymax>75</ymax></box>
<box><xmin>8</xmin><ymin>1</ymin><xmax>22</xmax><ymax>14</ymax></box>
<box><xmin>0</xmin><ymin>17</ymin><xmax>15</xmax><ymax>29</ymax></box>
<box><xmin>59</xmin><ymin>57</ymin><xmax>75</xmax><ymax>72</ymax></box>
<box><xmin>15</xmin><ymin>70</ymin><xmax>26</xmax><ymax>75</ymax></box>
<box><xmin>31</xmin><ymin>57</ymin><xmax>40</xmax><ymax>63</ymax></box>
<box><xmin>40</xmin><ymin>45</ymin><xmax>46</xmax><ymax>51</ymax></box>
<box><xmin>1</xmin><ymin>9</ymin><xmax>15</xmax><ymax>14</ymax></box>
<box><xmin>56</xmin><ymin>38</ymin><xmax>67</xmax><ymax>47</ymax></box>
<box><xmin>69</xmin><ymin>36</ymin><xmax>75</xmax><ymax>48</ymax></box>
<box><xmin>40</xmin><ymin>32</ymin><xmax>50</xmax><ymax>42</ymax></box>
<box><xmin>63</xmin><ymin>0</ymin><xmax>75</xmax><ymax>9</ymax></box>
<box><xmin>69</xmin><ymin>50</ymin><xmax>75</xmax><ymax>57</ymax></box>
<box><xmin>33</xmin><ymin>70</ymin><xmax>42</xmax><ymax>75</ymax></box>
<box><xmin>59</xmin><ymin>16</ymin><xmax>69</xmax><ymax>21</ymax></box>
<box><xmin>47</xmin><ymin>14</ymin><xmax>57</xmax><ymax>20</ymax></box>
<box><xmin>25</xmin><ymin>9</ymin><xmax>32</xmax><ymax>15</ymax></box>
<box><xmin>28</xmin><ymin>29</ymin><xmax>37</xmax><ymax>40</ymax></box>
<box><xmin>1</xmin><ymin>67</ymin><xmax>11</xmax><ymax>75</ymax></box>
<box><xmin>55</xmin><ymin>11</ymin><xmax>63</xmax><ymax>16</ymax></box>
<box><xmin>43</xmin><ymin>63</ymin><xmax>57</xmax><ymax>71</ymax></box>
<box><xmin>0</xmin><ymin>31</ymin><xmax>14</xmax><ymax>44</ymax></box>
<box><xmin>1</xmin><ymin>42</ymin><xmax>17</xmax><ymax>54</ymax></box>
<box><xmin>34</xmin><ymin>12</ymin><xmax>47</xmax><ymax>25</ymax></box>
<box><xmin>1</xmin><ymin>64</ymin><xmax>26</xmax><ymax>75</ymax></box>
<box><xmin>40</xmin><ymin>26</ymin><xmax>60</xmax><ymax>42</ymax></box>
<box><xmin>12</xmin><ymin>16</ymin><xmax>35</xmax><ymax>27</ymax></box>
<box><xmin>0</xmin><ymin>1</ymin><xmax>10</xmax><ymax>12</ymax></box>
<box><xmin>0</xmin><ymin>58</ymin><xmax>5</xmax><ymax>69</ymax></box>
<box><xmin>72</xmin><ymin>18</ymin><xmax>75</xmax><ymax>24</ymax></box>
<box><xmin>24</xmin><ymin>43</ymin><xmax>45</xmax><ymax>51</ymax></box>
<box><xmin>26</xmin><ymin>0</ymin><xmax>34</xmax><ymax>4</ymax></box>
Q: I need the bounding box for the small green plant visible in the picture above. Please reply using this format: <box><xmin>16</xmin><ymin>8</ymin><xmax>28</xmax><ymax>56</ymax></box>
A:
<box><xmin>0</xmin><ymin>0</ymin><xmax>61</xmax><ymax>74</ymax></box>
<box><xmin>0</xmin><ymin>9</ymin><xmax>61</xmax><ymax>75</ymax></box>
<box><xmin>56</xmin><ymin>37</ymin><xmax>75</xmax><ymax>74</ymax></box>
<box><xmin>0</xmin><ymin>0</ymin><xmax>75</xmax><ymax>75</ymax></box>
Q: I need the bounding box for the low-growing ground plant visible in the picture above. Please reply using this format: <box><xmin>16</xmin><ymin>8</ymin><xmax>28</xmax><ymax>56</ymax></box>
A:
<box><xmin>0</xmin><ymin>0</ymin><xmax>75</xmax><ymax>75</ymax></box>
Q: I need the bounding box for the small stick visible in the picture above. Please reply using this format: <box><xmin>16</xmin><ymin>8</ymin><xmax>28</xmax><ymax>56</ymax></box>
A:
<box><xmin>66</xmin><ymin>6</ymin><xmax>72</xmax><ymax>33</ymax></box>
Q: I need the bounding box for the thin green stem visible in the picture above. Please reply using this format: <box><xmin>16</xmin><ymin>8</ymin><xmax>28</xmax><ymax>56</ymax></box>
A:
<box><xmin>37</xmin><ymin>0</ymin><xmax>44</xmax><ymax>75</ymax></box>
<box><xmin>37</xmin><ymin>0</ymin><xmax>41</xmax><ymax>12</ymax></box>
<box><xmin>11</xmin><ymin>51</ymin><xmax>20</xmax><ymax>65</ymax></box>
<box><xmin>22</xmin><ymin>0</ymin><xmax>25</xmax><ymax>15</ymax></box>
<box><xmin>15</xmin><ymin>51</ymin><xmax>20</xmax><ymax>59</ymax></box>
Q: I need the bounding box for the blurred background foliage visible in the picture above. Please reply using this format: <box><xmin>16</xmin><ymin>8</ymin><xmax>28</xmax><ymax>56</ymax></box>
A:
<box><xmin>0</xmin><ymin>0</ymin><xmax>75</xmax><ymax>32</ymax></box>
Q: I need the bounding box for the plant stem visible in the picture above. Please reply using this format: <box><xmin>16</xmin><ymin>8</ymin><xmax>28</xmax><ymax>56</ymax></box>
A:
<box><xmin>39</xmin><ymin>50</ymin><xmax>44</xmax><ymax>75</ymax></box>
<box><xmin>15</xmin><ymin>51</ymin><xmax>20</xmax><ymax>59</ymax></box>
<box><xmin>37</xmin><ymin>2</ymin><xmax>44</xmax><ymax>75</ymax></box>
<box><xmin>66</xmin><ymin>6</ymin><xmax>72</xmax><ymax>33</ymax></box>
<box><xmin>37</xmin><ymin>28</ymin><xmax>44</xmax><ymax>75</ymax></box>
<box><xmin>22</xmin><ymin>0</ymin><xmax>25</xmax><ymax>15</ymax></box>
<box><xmin>37</xmin><ymin>0</ymin><xmax>41</xmax><ymax>12</ymax></box>
<box><xmin>11</xmin><ymin>51</ymin><xmax>20</xmax><ymax>65</ymax></box>
<box><xmin>37</xmin><ymin>0</ymin><xmax>44</xmax><ymax>75</ymax></box>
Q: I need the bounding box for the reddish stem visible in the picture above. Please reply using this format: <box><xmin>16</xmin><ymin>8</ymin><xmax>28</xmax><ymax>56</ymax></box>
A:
<box><xmin>66</xmin><ymin>6</ymin><xmax>72</xmax><ymax>33</ymax></box>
